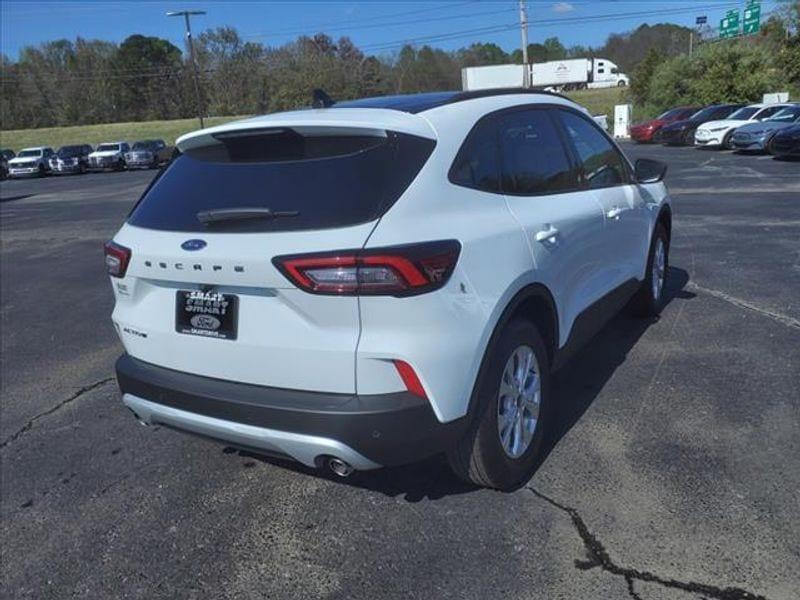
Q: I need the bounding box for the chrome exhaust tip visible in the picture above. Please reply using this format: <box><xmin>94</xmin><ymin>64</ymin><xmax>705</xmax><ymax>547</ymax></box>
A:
<box><xmin>327</xmin><ymin>457</ymin><xmax>354</xmax><ymax>477</ymax></box>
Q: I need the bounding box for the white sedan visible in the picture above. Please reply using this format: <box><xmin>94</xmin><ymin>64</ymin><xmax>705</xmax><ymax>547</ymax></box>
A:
<box><xmin>694</xmin><ymin>103</ymin><xmax>794</xmax><ymax>149</ymax></box>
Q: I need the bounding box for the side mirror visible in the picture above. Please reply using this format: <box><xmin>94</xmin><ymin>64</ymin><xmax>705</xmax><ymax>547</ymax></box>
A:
<box><xmin>634</xmin><ymin>158</ymin><xmax>667</xmax><ymax>183</ymax></box>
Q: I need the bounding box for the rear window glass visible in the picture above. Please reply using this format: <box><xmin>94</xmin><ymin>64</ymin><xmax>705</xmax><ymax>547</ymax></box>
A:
<box><xmin>127</xmin><ymin>129</ymin><xmax>435</xmax><ymax>233</ymax></box>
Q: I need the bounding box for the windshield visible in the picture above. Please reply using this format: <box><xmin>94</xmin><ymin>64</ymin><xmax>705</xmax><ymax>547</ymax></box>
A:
<box><xmin>128</xmin><ymin>129</ymin><xmax>435</xmax><ymax>233</ymax></box>
<box><xmin>132</xmin><ymin>141</ymin><xmax>156</xmax><ymax>151</ymax></box>
<box><xmin>728</xmin><ymin>107</ymin><xmax>759</xmax><ymax>120</ymax></box>
<box><xmin>767</xmin><ymin>106</ymin><xmax>800</xmax><ymax>122</ymax></box>
<box><xmin>57</xmin><ymin>146</ymin><xmax>84</xmax><ymax>157</ymax></box>
<box><xmin>657</xmin><ymin>108</ymin><xmax>690</xmax><ymax>120</ymax></box>
<box><xmin>17</xmin><ymin>150</ymin><xmax>42</xmax><ymax>158</ymax></box>
<box><xmin>96</xmin><ymin>144</ymin><xmax>120</xmax><ymax>152</ymax></box>
<box><xmin>689</xmin><ymin>106</ymin><xmax>721</xmax><ymax>121</ymax></box>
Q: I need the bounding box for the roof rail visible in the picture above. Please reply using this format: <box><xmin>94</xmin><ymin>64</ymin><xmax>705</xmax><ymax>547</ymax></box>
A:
<box><xmin>447</xmin><ymin>87</ymin><xmax>573</xmax><ymax>105</ymax></box>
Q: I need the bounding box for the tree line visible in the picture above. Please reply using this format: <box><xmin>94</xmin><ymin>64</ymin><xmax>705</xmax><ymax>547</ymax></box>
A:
<box><xmin>0</xmin><ymin>13</ymin><xmax>797</xmax><ymax>130</ymax></box>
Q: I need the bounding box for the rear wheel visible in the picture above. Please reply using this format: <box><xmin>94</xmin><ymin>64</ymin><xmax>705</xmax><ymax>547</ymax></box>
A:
<box><xmin>682</xmin><ymin>130</ymin><xmax>695</xmax><ymax>146</ymax></box>
<box><xmin>38</xmin><ymin>164</ymin><xmax>46</xmax><ymax>177</ymax></box>
<box><xmin>630</xmin><ymin>224</ymin><xmax>669</xmax><ymax>317</ymax></box>
<box><xmin>448</xmin><ymin>319</ymin><xmax>552</xmax><ymax>491</ymax></box>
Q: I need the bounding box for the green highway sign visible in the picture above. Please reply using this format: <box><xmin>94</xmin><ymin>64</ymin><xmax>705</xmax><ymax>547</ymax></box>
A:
<box><xmin>743</xmin><ymin>1</ymin><xmax>761</xmax><ymax>35</ymax></box>
<box><xmin>720</xmin><ymin>9</ymin><xmax>740</xmax><ymax>39</ymax></box>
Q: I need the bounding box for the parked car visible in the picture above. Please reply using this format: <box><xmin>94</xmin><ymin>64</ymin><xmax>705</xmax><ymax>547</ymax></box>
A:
<box><xmin>107</xmin><ymin>89</ymin><xmax>672</xmax><ymax>490</ymax></box>
<box><xmin>694</xmin><ymin>103</ymin><xmax>794</xmax><ymax>149</ymax></box>
<box><xmin>731</xmin><ymin>105</ymin><xmax>800</xmax><ymax>153</ymax></box>
<box><xmin>50</xmin><ymin>144</ymin><xmax>93</xmax><ymax>175</ymax></box>
<box><xmin>0</xmin><ymin>149</ymin><xmax>15</xmax><ymax>180</ymax></box>
<box><xmin>6</xmin><ymin>147</ymin><xmax>55</xmax><ymax>178</ymax></box>
<box><xmin>658</xmin><ymin>104</ymin><xmax>744</xmax><ymax>146</ymax></box>
<box><xmin>767</xmin><ymin>123</ymin><xmax>800</xmax><ymax>159</ymax></box>
<box><xmin>630</xmin><ymin>106</ymin><xmax>699</xmax><ymax>143</ymax></box>
<box><xmin>89</xmin><ymin>142</ymin><xmax>130</xmax><ymax>171</ymax></box>
<box><xmin>125</xmin><ymin>139</ymin><xmax>172</xmax><ymax>169</ymax></box>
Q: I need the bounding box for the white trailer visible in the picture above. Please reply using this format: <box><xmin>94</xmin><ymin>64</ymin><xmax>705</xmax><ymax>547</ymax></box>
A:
<box><xmin>462</xmin><ymin>58</ymin><xmax>629</xmax><ymax>92</ymax></box>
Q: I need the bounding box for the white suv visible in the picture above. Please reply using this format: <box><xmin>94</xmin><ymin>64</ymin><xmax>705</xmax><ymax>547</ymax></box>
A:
<box><xmin>108</xmin><ymin>90</ymin><xmax>672</xmax><ymax>490</ymax></box>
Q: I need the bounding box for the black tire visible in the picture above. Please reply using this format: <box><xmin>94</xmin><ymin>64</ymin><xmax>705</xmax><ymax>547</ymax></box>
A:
<box><xmin>630</xmin><ymin>224</ymin><xmax>669</xmax><ymax>317</ymax></box>
<box><xmin>448</xmin><ymin>319</ymin><xmax>552</xmax><ymax>491</ymax></box>
<box><xmin>117</xmin><ymin>159</ymin><xmax>125</xmax><ymax>171</ymax></box>
<box><xmin>38</xmin><ymin>164</ymin><xmax>46</xmax><ymax>177</ymax></box>
<box><xmin>682</xmin><ymin>129</ymin><xmax>695</xmax><ymax>146</ymax></box>
<box><xmin>722</xmin><ymin>130</ymin><xmax>735</xmax><ymax>150</ymax></box>
<box><xmin>617</xmin><ymin>80</ymin><xmax>627</xmax><ymax>87</ymax></box>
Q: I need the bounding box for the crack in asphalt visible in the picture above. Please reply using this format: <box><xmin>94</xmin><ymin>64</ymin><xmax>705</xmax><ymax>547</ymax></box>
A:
<box><xmin>687</xmin><ymin>282</ymin><xmax>800</xmax><ymax>330</ymax></box>
<box><xmin>527</xmin><ymin>487</ymin><xmax>770</xmax><ymax>600</ymax></box>
<box><xmin>0</xmin><ymin>377</ymin><xmax>114</xmax><ymax>450</ymax></box>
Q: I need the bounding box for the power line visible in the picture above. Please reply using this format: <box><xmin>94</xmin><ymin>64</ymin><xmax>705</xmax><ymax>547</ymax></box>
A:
<box><xmin>240</xmin><ymin>1</ymin><xmax>479</xmax><ymax>39</ymax></box>
<box><xmin>358</xmin><ymin>1</ymin><xmax>743</xmax><ymax>53</ymax></box>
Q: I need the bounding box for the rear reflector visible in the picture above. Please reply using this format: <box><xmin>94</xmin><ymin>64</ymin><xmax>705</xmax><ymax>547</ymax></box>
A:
<box><xmin>393</xmin><ymin>360</ymin><xmax>427</xmax><ymax>399</ymax></box>
<box><xmin>104</xmin><ymin>240</ymin><xmax>131</xmax><ymax>278</ymax></box>
<box><xmin>273</xmin><ymin>240</ymin><xmax>460</xmax><ymax>296</ymax></box>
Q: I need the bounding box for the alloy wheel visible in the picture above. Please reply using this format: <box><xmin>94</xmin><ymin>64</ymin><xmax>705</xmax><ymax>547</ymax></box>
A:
<box><xmin>497</xmin><ymin>345</ymin><xmax>541</xmax><ymax>459</ymax></box>
<box><xmin>651</xmin><ymin>238</ymin><xmax>666</xmax><ymax>302</ymax></box>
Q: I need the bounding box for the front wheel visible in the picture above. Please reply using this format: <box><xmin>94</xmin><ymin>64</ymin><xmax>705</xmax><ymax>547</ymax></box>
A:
<box><xmin>448</xmin><ymin>319</ymin><xmax>552</xmax><ymax>491</ymax></box>
<box><xmin>630</xmin><ymin>224</ymin><xmax>669</xmax><ymax>317</ymax></box>
<box><xmin>722</xmin><ymin>130</ymin><xmax>735</xmax><ymax>150</ymax></box>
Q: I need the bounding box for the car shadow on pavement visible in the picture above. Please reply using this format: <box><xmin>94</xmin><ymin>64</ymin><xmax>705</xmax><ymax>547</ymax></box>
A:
<box><xmin>0</xmin><ymin>193</ymin><xmax>35</xmax><ymax>203</ymax></box>
<box><xmin>232</xmin><ymin>267</ymin><xmax>693</xmax><ymax>502</ymax></box>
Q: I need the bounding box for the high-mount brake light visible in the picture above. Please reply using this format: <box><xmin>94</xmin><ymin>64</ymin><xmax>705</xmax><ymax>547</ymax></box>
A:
<box><xmin>104</xmin><ymin>240</ymin><xmax>132</xmax><ymax>278</ymax></box>
<box><xmin>273</xmin><ymin>240</ymin><xmax>461</xmax><ymax>296</ymax></box>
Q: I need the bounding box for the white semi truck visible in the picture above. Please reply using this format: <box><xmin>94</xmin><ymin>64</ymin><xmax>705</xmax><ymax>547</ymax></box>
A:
<box><xmin>462</xmin><ymin>58</ymin><xmax>629</xmax><ymax>91</ymax></box>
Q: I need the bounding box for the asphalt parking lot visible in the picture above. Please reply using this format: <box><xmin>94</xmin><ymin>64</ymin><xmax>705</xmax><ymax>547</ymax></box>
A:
<box><xmin>1</xmin><ymin>145</ymin><xmax>798</xmax><ymax>600</ymax></box>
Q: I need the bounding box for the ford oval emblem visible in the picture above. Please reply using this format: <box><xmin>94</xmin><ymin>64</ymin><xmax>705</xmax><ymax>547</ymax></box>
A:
<box><xmin>181</xmin><ymin>239</ymin><xmax>207</xmax><ymax>251</ymax></box>
<box><xmin>191</xmin><ymin>314</ymin><xmax>221</xmax><ymax>330</ymax></box>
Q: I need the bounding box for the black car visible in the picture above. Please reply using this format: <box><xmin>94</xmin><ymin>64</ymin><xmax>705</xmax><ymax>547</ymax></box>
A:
<box><xmin>0</xmin><ymin>149</ymin><xmax>15</xmax><ymax>180</ymax></box>
<box><xmin>50</xmin><ymin>144</ymin><xmax>94</xmax><ymax>175</ymax></box>
<box><xmin>658</xmin><ymin>104</ymin><xmax>745</xmax><ymax>146</ymax></box>
<box><xmin>768</xmin><ymin>123</ymin><xmax>800</xmax><ymax>159</ymax></box>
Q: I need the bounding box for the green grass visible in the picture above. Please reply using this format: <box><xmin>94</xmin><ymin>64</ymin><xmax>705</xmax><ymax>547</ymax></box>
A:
<box><xmin>0</xmin><ymin>115</ymin><xmax>247</xmax><ymax>153</ymax></box>
<box><xmin>566</xmin><ymin>87</ymin><xmax>630</xmax><ymax>119</ymax></box>
<box><xmin>0</xmin><ymin>88</ymin><xmax>630</xmax><ymax>152</ymax></box>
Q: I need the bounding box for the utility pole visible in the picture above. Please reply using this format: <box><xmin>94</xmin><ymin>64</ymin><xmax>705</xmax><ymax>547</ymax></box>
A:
<box><xmin>167</xmin><ymin>10</ymin><xmax>206</xmax><ymax>128</ymax></box>
<box><xmin>689</xmin><ymin>31</ymin><xmax>693</xmax><ymax>56</ymax></box>
<box><xmin>519</xmin><ymin>0</ymin><xmax>529</xmax><ymax>87</ymax></box>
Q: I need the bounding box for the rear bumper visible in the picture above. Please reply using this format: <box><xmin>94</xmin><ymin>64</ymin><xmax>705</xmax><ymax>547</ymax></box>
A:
<box><xmin>115</xmin><ymin>354</ymin><xmax>465</xmax><ymax>469</ymax></box>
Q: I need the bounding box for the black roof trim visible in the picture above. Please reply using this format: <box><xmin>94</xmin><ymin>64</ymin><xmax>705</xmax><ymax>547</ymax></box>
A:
<box><xmin>447</xmin><ymin>87</ymin><xmax>572</xmax><ymax>105</ymax></box>
<box><xmin>332</xmin><ymin>88</ymin><xmax>573</xmax><ymax>114</ymax></box>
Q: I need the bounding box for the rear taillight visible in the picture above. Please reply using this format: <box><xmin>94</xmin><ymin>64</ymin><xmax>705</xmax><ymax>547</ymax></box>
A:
<box><xmin>104</xmin><ymin>240</ymin><xmax>131</xmax><ymax>278</ymax></box>
<box><xmin>273</xmin><ymin>240</ymin><xmax>461</xmax><ymax>296</ymax></box>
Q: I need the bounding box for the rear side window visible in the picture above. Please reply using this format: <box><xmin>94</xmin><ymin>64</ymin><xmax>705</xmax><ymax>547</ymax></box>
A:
<box><xmin>449</xmin><ymin>117</ymin><xmax>500</xmax><ymax>192</ymax></box>
<box><xmin>497</xmin><ymin>109</ymin><xmax>578</xmax><ymax>195</ymax></box>
<box><xmin>557</xmin><ymin>110</ymin><xmax>628</xmax><ymax>189</ymax></box>
<box><xmin>127</xmin><ymin>130</ymin><xmax>435</xmax><ymax>233</ymax></box>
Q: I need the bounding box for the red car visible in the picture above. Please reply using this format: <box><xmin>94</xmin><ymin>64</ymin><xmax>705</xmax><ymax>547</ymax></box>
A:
<box><xmin>631</xmin><ymin>106</ymin><xmax>700</xmax><ymax>143</ymax></box>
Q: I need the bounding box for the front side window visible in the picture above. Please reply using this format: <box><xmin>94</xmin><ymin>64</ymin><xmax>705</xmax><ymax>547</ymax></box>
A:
<box><xmin>756</xmin><ymin>106</ymin><xmax>784</xmax><ymax>121</ymax></box>
<box><xmin>496</xmin><ymin>108</ymin><xmax>578</xmax><ymax>195</ymax></box>
<box><xmin>449</xmin><ymin>117</ymin><xmax>500</xmax><ymax>192</ymax></box>
<box><xmin>557</xmin><ymin>109</ymin><xmax>628</xmax><ymax>189</ymax></box>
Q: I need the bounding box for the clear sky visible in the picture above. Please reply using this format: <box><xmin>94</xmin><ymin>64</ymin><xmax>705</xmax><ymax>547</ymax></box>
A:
<box><xmin>0</xmin><ymin>0</ymin><xmax>781</xmax><ymax>59</ymax></box>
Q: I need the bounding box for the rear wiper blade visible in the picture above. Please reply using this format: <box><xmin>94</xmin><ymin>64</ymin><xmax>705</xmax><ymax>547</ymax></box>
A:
<box><xmin>197</xmin><ymin>207</ymin><xmax>300</xmax><ymax>225</ymax></box>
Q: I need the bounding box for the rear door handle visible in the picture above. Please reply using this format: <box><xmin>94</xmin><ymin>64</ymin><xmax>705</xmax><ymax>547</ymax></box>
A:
<box><xmin>606</xmin><ymin>206</ymin><xmax>623</xmax><ymax>220</ymax></box>
<box><xmin>534</xmin><ymin>225</ymin><xmax>559</xmax><ymax>243</ymax></box>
